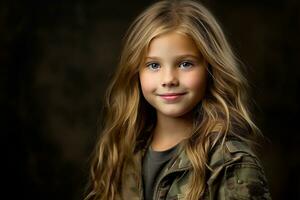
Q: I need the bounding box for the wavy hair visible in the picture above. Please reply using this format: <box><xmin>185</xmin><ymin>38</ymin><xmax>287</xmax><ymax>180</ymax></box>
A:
<box><xmin>85</xmin><ymin>0</ymin><xmax>261</xmax><ymax>199</ymax></box>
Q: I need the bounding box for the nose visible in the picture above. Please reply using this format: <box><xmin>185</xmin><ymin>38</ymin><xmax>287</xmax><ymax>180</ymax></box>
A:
<box><xmin>161</xmin><ymin>68</ymin><xmax>179</xmax><ymax>87</ymax></box>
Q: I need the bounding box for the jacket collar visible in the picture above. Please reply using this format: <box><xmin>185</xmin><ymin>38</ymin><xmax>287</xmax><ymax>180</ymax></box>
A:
<box><xmin>167</xmin><ymin>142</ymin><xmax>192</xmax><ymax>171</ymax></box>
<box><xmin>134</xmin><ymin>131</ymin><xmax>193</xmax><ymax>172</ymax></box>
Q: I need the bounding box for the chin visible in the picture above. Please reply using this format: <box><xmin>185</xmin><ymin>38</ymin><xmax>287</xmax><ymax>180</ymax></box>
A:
<box><xmin>158</xmin><ymin>109</ymin><xmax>191</xmax><ymax>118</ymax></box>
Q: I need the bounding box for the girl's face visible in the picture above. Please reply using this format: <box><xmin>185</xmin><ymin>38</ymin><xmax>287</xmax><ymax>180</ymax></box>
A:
<box><xmin>139</xmin><ymin>31</ymin><xmax>208</xmax><ymax>118</ymax></box>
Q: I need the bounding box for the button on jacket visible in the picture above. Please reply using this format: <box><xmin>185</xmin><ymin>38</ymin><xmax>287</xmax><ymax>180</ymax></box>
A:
<box><xmin>118</xmin><ymin>139</ymin><xmax>272</xmax><ymax>200</ymax></box>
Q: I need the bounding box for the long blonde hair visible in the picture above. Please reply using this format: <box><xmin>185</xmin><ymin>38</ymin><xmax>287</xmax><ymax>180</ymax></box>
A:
<box><xmin>85</xmin><ymin>0</ymin><xmax>261</xmax><ymax>199</ymax></box>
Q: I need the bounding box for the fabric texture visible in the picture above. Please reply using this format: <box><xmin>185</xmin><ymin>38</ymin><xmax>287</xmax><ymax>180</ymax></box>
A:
<box><xmin>118</xmin><ymin>138</ymin><xmax>272</xmax><ymax>200</ymax></box>
<box><xmin>142</xmin><ymin>144</ymin><xmax>179</xmax><ymax>200</ymax></box>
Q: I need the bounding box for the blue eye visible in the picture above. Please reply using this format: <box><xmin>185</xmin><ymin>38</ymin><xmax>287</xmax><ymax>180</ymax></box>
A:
<box><xmin>147</xmin><ymin>63</ymin><xmax>160</xmax><ymax>71</ymax></box>
<box><xmin>179</xmin><ymin>61</ymin><xmax>193</xmax><ymax>69</ymax></box>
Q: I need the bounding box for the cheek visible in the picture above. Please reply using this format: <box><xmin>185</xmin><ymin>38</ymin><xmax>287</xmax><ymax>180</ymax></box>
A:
<box><xmin>139</xmin><ymin>72</ymin><xmax>156</xmax><ymax>94</ymax></box>
<box><xmin>183</xmin><ymin>70</ymin><xmax>207</xmax><ymax>92</ymax></box>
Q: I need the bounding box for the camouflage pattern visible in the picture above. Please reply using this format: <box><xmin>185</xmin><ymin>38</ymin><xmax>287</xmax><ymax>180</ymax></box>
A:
<box><xmin>118</xmin><ymin>140</ymin><xmax>271</xmax><ymax>200</ymax></box>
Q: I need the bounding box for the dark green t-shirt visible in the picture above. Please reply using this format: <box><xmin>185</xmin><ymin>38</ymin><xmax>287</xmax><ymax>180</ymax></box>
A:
<box><xmin>142</xmin><ymin>144</ymin><xmax>179</xmax><ymax>200</ymax></box>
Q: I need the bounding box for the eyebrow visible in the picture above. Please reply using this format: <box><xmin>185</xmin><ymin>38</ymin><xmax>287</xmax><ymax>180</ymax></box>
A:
<box><xmin>145</xmin><ymin>54</ymin><xmax>201</xmax><ymax>61</ymax></box>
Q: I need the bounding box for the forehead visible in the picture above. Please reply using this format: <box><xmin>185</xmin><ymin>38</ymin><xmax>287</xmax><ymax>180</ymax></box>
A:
<box><xmin>146</xmin><ymin>31</ymin><xmax>200</xmax><ymax>58</ymax></box>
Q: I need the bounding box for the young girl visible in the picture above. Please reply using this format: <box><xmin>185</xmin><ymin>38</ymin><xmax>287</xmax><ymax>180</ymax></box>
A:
<box><xmin>85</xmin><ymin>0</ymin><xmax>271</xmax><ymax>199</ymax></box>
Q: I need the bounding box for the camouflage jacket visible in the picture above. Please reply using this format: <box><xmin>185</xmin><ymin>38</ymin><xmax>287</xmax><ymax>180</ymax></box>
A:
<box><xmin>118</xmin><ymin>139</ymin><xmax>271</xmax><ymax>200</ymax></box>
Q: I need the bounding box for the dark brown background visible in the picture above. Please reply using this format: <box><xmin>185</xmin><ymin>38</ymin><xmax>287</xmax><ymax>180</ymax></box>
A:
<box><xmin>2</xmin><ymin>0</ymin><xmax>299</xmax><ymax>199</ymax></box>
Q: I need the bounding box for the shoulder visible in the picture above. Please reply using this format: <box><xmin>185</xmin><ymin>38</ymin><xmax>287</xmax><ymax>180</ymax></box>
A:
<box><xmin>209</xmin><ymin>139</ymin><xmax>258</xmax><ymax>168</ymax></box>
<box><xmin>207</xmin><ymin>139</ymin><xmax>272</xmax><ymax>200</ymax></box>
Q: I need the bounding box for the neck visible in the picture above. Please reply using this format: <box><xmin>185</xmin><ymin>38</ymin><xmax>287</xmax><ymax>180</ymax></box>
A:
<box><xmin>151</xmin><ymin>112</ymin><xmax>193</xmax><ymax>151</ymax></box>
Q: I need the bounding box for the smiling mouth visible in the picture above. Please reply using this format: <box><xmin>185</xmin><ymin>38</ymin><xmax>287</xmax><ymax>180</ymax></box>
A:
<box><xmin>158</xmin><ymin>92</ymin><xmax>186</xmax><ymax>101</ymax></box>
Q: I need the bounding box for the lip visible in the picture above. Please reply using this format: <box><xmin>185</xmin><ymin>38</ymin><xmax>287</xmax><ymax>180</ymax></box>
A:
<box><xmin>158</xmin><ymin>92</ymin><xmax>186</xmax><ymax>101</ymax></box>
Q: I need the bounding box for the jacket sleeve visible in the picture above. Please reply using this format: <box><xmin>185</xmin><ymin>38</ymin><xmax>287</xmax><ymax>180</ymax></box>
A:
<box><xmin>221</xmin><ymin>154</ymin><xmax>272</xmax><ymax>200</ymax></box>
<box><xmin>207</xmin><ymin>140</ymin><xmax>272</xmax><ymax>200</ymax></box>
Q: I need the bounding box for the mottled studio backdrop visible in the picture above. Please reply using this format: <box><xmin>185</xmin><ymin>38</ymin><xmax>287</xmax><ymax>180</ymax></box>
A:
<box><xmin>2</xmin><ymin>0</ymin><xmax>299</xmax><ymax>199</ymax></box>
